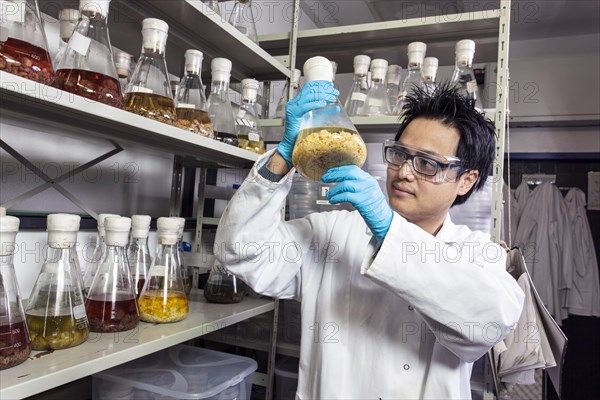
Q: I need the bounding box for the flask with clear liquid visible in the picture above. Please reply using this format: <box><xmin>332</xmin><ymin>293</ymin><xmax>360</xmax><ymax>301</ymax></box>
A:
<box><xmin>344</xmin><ymin>55</ymin><xmax>370</xmax><ymax>117</ymax></box>
<box><xmin>127</xmin><ymin>215</ymin><xmax>151</xmax><ymax>299</ymax></box>
<box><xmin>423</xmin><ymin>57</ymin><xmax>439</xmax><ymax>95</ymax></box>
<box><xmin>83</xmin><ymin>213</ymin><xmax>119</xmax><ymax>296</ymax></box>
<box><xmin>138</xmin><ymin>217</ymin><xmax>189</xmax><ymax>323</ymax></box>
<box><xmin>0</xmin><ymin>215</ymin><xmax>32</xmax><ymax>369</ymax></box>
<box><xmin>451</xmin><ymin>39</ymin><xmax>483</xmax><ymax>109</ymax></box>
<box><xmin>52</xmin><ymin>8</ymin><xmax>79</xmax><ymax>66</ymax></box>
<box><xmin>0</xmin><ymin>0</ymin><xmax>55</xmax><ymax>84</ymax></box>
<box><xmin>54</xmin><ymin>0</ymin><xmax>123</xmax><ymax>108</ymax></box>
<box><xmin>85</xmin><ymin>217</ymin><xmax>139</xmax><ymax>332</ymax></box>
<box><xmin>25</xmin><ymin>214</ymin><xmax>89</xmax><ymax>350</ymax></box>
<box><xmin>228</xmin><ymin>0</ymin><xmax>258</xmax><ymax>44</ymax></box>
<box><xmin>174</xmin><ymin>218</ymin><xmax>192</xmax><ymax>296</ymax></box>
<box><xmin>274</xmin><ymin>68</ymin><xmax>301</xmax><ymax>119</ymax></box>
<box><xmin>207</xmin><ymin>57</ymin><xmax>238</xmax><ymax>146</ymax></box>
<box><xmin>392</xmin><ymin>42</ymin><xmax>427</xmax><ymax>115</ymax></box>
<box><xmin>386</xmin><ymin>64</ymin><xmax>402</xmax><ymax>112</ymax></box>
<box><xmin>113</xmin><ymin>49</ymin><xmax>134</xmax><ymax>95</ymax></box>
<box><xmin>124</xmin><ymin>18</ymin><xmax>177</xmax><ymax>125</ymax></box>
<box><xmin>202</xmin><ymin>0</ymin><xmax>221</xmax><ymax>16</ymax></box>
<box><xmin>360</xmin><ymin>58</ymin><xmax>391</xmax><ymax>116</ymax></box>
<box><xmin>236</xmin><ymin>78</ymin><xmax>265</xmax><ymax>154</ymax></box>
<box><xmin>292</xmin><ymin>56</ymin><xmax>367</xmax><ymax>181</ymax></box>
<box><xmin>175</xmin><ymin>49</ymin><xmax>214</xmax><ymax>138</ymax></box>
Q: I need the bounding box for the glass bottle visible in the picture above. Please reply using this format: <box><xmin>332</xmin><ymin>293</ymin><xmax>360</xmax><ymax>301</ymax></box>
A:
<box><xmin>138</xmin><ymin>217</ymin><xmax>188</xmax><ymax>323</ymax></box>
<box><xmin>0</xmin><ymin>0</ymin><xmax>55</xmax><ymax>84</ymax></box>
<box><xmin>359</xmin><ymin>58</ymin><xmax>391</xmax><ymax>116</ymax></box>
<box><xmin>25</xmin><ymin>214</ymin><xmax>89</xmax><ymax>350</ymax></box>
<box><xmin>236</xmin><ymin>78</ymin><xmax>265</xmax><ymax>154</ymax></box>
<box><xmin>292</xmin><ymin>56</ymin><xmax>367</xmax><ymax>181</ymax></box>
<box><xmin>274</xmin><ymin>68</ymin><xmax>301</xmax><ymax>119</ymax></box>
<box><xmin>127</xmin><ymin>215</ymin><xmax>151</xmax><ymax>299</ymax></box>
<box><xmin>392</xmin><ymin>42</ymin><xmax>427</xmax><ymax>116</ymax></box>
<box><xmin>53</xmin><ymin>8</ymin><xmax>80</xmax><ymax>67</ymax></box>
<box><xmin>423</xmin><ymin>57</ymin><xmax>439</xmax><ymax>95</ymax></box>
<box><xmin>54</xmin><ymin>0</ymin><xmax>123</xmax><ymax>108</ymax></box>
<box><xmin>113</xmin><ymin>49</ymin><xmax>133</xmax><ymax>95</ymax></box>
<box><xmin>175</xmin><ymin>49</ymin><xmax>214</xmax><ymax>138</ymax></box>
<box><xmin>0</xmin><ymin>215</ymin><xmax>32</xmax><ymax>369</ymax></box>
<box><xmin>82</xmin><ymin>213</ymin><xmax>119</xmax><ymax>297</ymax></box>
<box><xmin>344</xmin><ymin>54</ymin><xmax>370</xmax><ymax>117</ymax></box>
<box><xmin>228</xmin><ymin>0</ymin><xmax>258</xmax><ymax>44</ymax></box>
<box><xmin>174</xmin><ymin>217</ymin><xmax>192</xmax><ymax>296</ymax></box>
<box><xmin>204</xmin><ymin>261</ymin><xmax>247</xmax><ymax>304</ymax></box>
<box><xmin>85</xmin><ymin>217</ymin><xmax>139</xmax><ymax>332</ymax></box>
<box><xmin>451</xmin><ymin>39</ymin><xmax>483</xmax><ymax>109</ymax></box>
<box><xmin>124</xmin><ymin>18</ymin><xmax>177</xmax><ymax>126</ymax></box>
<box><xmin>202</xmin><ymin>0</ymin><xmax>221</xmax><ymax>16</ymax></box>
<box><xmin>386</xmin><ymin>64</ymin><xmax>402</xmax><ymax>112</ymax></box>
<box><xmin>207</xmin><ymin>57</ymin><xmax>238</xmax><ymax>146</ymax></box>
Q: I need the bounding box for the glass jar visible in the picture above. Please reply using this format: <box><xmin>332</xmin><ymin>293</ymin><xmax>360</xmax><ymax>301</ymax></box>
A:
<box><xmin>204</xmin><ymin>262</ymin><xmax>246</xmax><ymax>304</ymax></box>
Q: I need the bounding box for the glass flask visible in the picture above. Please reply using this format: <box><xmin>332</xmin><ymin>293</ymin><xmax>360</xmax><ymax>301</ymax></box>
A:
<box><xmin>52</xmin><ymin>8</ymin><xmax>79</xmax><ymax>67</ymax></box>
<box><xmin>54</xmin><ymin>0</ymin><xmax>122</xmax><ymax>108</ymax></box>
<box><xmin>204</xmin><ymin>261</ymin><xmax>247</xmax><ymax>304</ymax></box>
<box><xmin>228</xmin><ymin>0</ymin><xmax>258</xmax><ymax>44</ymax></box>
<box><xmin>423</xmin><ymin>57</ymin><xmax>439</xmax><ymax>95</ymax></box>
<box><xmin>292</xmin><ymin>56</ymin><xmax>367</xmax><ymax>181</ymax></box>
<box><xmin>236</xmin><ymin>78</ymin><xmax>265</xmax><ymax>154</ymax></box>
<box><xmin>83</xmin><ymin>213</ymin><xmax>119</xmax><ymax>297</ymax></box>
<box><xmin>175</xmin><ymin>49</ymin><xmax>214</xmax><ymax>138</ymax></box>
<box><xmin>169</xmin><ymin>73</ymin><xmax>180</xmax><ymax>99</ymax></box>
<box><xmin>124</xmin><ymin>18</ymin><xmax>177</xmax><ymax>126</ymax></box>
<box><xmin>344</xmin><ymin>55</ymin><xmax>370</xmax><ymax>117</ymax></box>
<box><xmin>174</xmin><ymin>217</ymin><xmax>192</xmax><ymax>296</ymax></box>
<box><xmin>274</xmin><ymin>68</ymin><xmax>301</xmax><ymax>119</ymax></box>
<box><xmin>127</xmin><ymin>215</ymin><xmax>151</xmax><ymax>299</ymax></box>
<box><xmin>0</xmin><ymin>215</ymin><xmax>31</xmax><ymax>370</ymax></box>
<box><xmin>392</xmin><ymin>42</ymin><xmax>426</xmax><ymax>115</ymax></box>
<box><xmin>207</xmin><ymin>57</ymin><xmax>238</xmax><ymax>146</ymax></box>
<box><xmin>138</xmin><ymin>217</ymin><xmax>189</xmax><ymax>323</ymax></box>
<box><xmin>25</xmin><ymin>214</ymin><xmax>89</xmax><ymax>350</ymax></box>
<box><xmin>113</xmin><ymin>49</ymin><xmax>133</xmax><ymax>95</ymax></box>
<box><xmin>202</xmin><ymin>0</ymin><xmax>221</xmax><ymax>16</ymax></box>
<box><xmin>386</xmin><ymin>64</ymin><xmax>402</xmax><ymax>113</ymax></box>
<box><xmin>451</xmin><ymin>39</ymin><xmax>483</xmax><ymax>109</ymax></box>
<box><xmin>85</xmin><ymin>217</ymin><xmax>139</xmax><ymax>332</ymax></box>
<box><xmin>359</xmin><ymin>58</ymin><xmax>391</xmax><ymax>116</ymax></box>
<box><xmin>0</xmin><ymin>0</ymin><xmax>54</xmax><ymax>84</ymax></box>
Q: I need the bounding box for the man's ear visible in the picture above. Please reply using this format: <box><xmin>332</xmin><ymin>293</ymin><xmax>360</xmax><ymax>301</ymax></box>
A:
<box><xmin>458</xmin><ymin>170</ymin><xmax>480</xmax><ymax>196</ymax></box>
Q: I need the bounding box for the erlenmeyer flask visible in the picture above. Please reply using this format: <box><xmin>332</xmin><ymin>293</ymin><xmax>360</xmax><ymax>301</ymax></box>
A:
<box><xmin>236</xmin><ymin>78</ymin><xmax>265</xmax><ymax>154</ymax></box>
<box><xmin>0</xmin><ymin>215</ymin><xmax>32</xmax><ymax>369</ymax></box>
<box><xmin>451</xmin><ymin>39</ymin><xmax>483</xmax><ymax>109</ymax></box>
<box><xmin>423</xmin><ymin>57</ymin><xmax>439</xmax><ymax>95</ymax></box>
<box><xmin>175</xmin><ymin>49</ymin><xmax>214</xmax><ymax>138</ymax></box>
<box><xmin>124</xmin><ymin>18</ymin><xmax>177</xmax><ymax>126</ymax></box>
<box><xmin>113</xmin><ymin>49</ymin><xmax>134</xmax><ymax>95</ymax></box>
<box><xmin>344</xmin><ymin>55</ymin><xmax>370</xmax><ymax>117</ymax></box>
<box><xmin>83</xmin><ymin>213</ymin><xmax>119</xmax><ymax>297</ymax></box>
<box><xmin>0</xmin><ymin>0</ymin><xmax>55</xmax><ymax>84</ymax></box>
<box><xmin>53</xmin><ymin>8</ymin><xmax>79</xmax><ymax>66</ymax></box>
<box><xmin>54</xmin><ymin>0</ymin><xmax>122</xmax><ymax>108</ymax></box>
<box><xmin>207</xmin><ymin>57</ymin><xmax>238</xmax><ymax>146</ymax></box>
<box><xmin>386</xmin><ymin>64</ymin><xmax>402</xmax><ymax>112</ymax></box>
<box><xmin>228</xmin><ymin>0</ymin><xmax>258</xmax><ymax>44</ymax></box>
<box><xmin>174</xmin><ymin>217</ymin><xmax>192</xmax><ymax>296</ymax></box>
<box><xmin>359</xmin><ymin>58</ymin><xmax>390</xmax><ymax>116</ymax></box>
<box><xmin>127</xmin><ymin>215</ymin><xmax>151</xmax><ymax>299</ymax></box>
<box><xmin>202</xmin><ymin>0</ymin><xmax>221</xmax><ymax>16</ymax></box>
<box><xmin>138</xmin><ymin>217</ymin><xmax>188</xmax><ymax>323</ymax></box>
<box><xmin>274</xmin><ymin>68</ymin><xmax>301</xmax><ymax>119</ymax></box>
<box><xmin>86</xmin><ymin>217</ymin><xmax>139</xmax><ymax>332</ymax></box>
<box><xmin>292</xmin><ymin>56</ymin><xmax>367</xmax><ymax>181</ymax></box>
<box><xmin>25</xmin><ymin>214</ymin><xmax>89</xmax><ymax>350</ymax></box>
<box><xmin>392</xmin><ymin>41</ymin><xmax>427</xmax><ymax>115</ymax></box>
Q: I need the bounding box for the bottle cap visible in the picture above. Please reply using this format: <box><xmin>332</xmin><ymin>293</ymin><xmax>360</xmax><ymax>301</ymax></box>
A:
<box><xmin>211</xmin><ymin>57</ymin><xmax>232</xmax><ymax>82</ymax></box>
<box><xmin>114</xmin><ymin>50</ymin><xmax>132</xmax><ymax>77</ymax></box>
<box><xmin>370</xmin><ymin>58</ymin><xmax>389</xmax><ymax>81</ymax></box>
<box><xmin>303</xmin><ymin>56</ymin><xmax>333</xmax><ymax>83</ymax></box>
<box><xmin>80</xmin><ymin>0</ymin><xmax>111</xmax><ymax>17</ymax></box>
<box><xmin>131</xmin><ymin>215</ymin><xmax>151</xmax><ymax>239</ymax></box>
<box><xmin>291</xmin><ymin>68</ymin><xmax>301</xmax><ymax>84</ymax></box>
<box><xmin>241</xmin><ymin>78</ymin><xmax>259</xmax><ymax>101</ymax></box>
<box><xmin>0</xmin><ymin>215</ymin><xmax>19</xmax><ymax>256</ymax></box>
<box><xmin>105</xmin><ymin>216</ymin><xmax>131</xmax><ymax>247</ymax></box>
<box><xmin>386</xmin><ymin>64</ymin><xmax>402</xmax><ymax>85</ymax></box>
<box><xmin>47</xmin><ymin>213</ymin><xmax>81</xmax><ymax>248</ymax></box>
<box><xmin>185</xmin><ymin>49</ymin><xmax>204</xmax><ymax>73</ymax></box>
<box><xmin>98</xmin><ymin>213</ymin><xmax>120</xmax><ymax>238</ymax></box>
<box><xmin>353</xmin><ymin>55</ymin><xmax>371</xmax><ymax>76</ymax></box>
<box><xmin>407</xmin><ymin>42</ymin><xmax>427</xmax><ymax>65</ymax></box>
<box><xmin>456</xmin><ymin>39</ymin><xmax>475</xmax><ymax>65</ymax></box>
<box><xmin>142</xmin><ymin>18</ymin><xmax>169</xmax><ymax>51</ymax></box>
<box><xmin>157</xmin><ymin>217</ymin><xmax>180</xmax><ymax>245</ymax></box>
<box><xmin>59</xmin><ymin>8</ymin><xmax>80</xmax><ymax>40</ymax></box>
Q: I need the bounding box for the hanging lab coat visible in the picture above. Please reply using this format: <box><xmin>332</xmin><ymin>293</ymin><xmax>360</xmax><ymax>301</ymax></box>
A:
<box><xmin>564</xmin><ymin>187</ymin><xmax>600</xmax><ymax>317</ymax></box>
<box><xmin>215</xmin><ymin>151</ymin><xmax>524</xmax><ymax>399</ymax></box>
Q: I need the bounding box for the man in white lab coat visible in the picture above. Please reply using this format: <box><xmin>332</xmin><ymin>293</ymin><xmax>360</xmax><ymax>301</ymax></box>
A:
<box><xmin>214</xmin><ymin>82</ymin><xmax>524</xmax><ymax>399</ymax></box>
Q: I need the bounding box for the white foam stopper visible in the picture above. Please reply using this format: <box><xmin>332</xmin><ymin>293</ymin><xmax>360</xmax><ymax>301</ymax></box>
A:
<box><xmin>47</xmin><ymin>213</ymin><xmax>81</xmax><ymax>248</ymax></box>
<box><xmin>291</xmin><ymin>68</ymin><xmax>301</xmax><ymax>84</ymax></box>
<box><xmin>387</xmin><ymin>64</ymin><xmax>402</xmax><ymax>85</ymax></box>
<box><xmin>353</xmin><ymin>55</ymin><xmax>371</xmax><ymax>76</ymax></box>
<box><xmin>104</xmin><ymin>216</ymin><xmax>131</xmax><ymax>247</ymax></box>
<box><xmin>114</xmin><ymin>50</ymin><xmax>132</xmax><ymax>76</ymax></box>
<box><xmin>242</xmin><ymin>78</ymin><xmax>259</xmax><ymax>101</ymax></box>
<box><xmin>157</xmin><ymin>217</ymin><xmax>180</xmax><ymax>245</ymax></box>
<box><xmin>0</xmin><ymin>215</ymin><xmax>19</xmax><ymax>256</ymax></box>
<box><xmin>211</xmin><ymin>57</ymin><xmax>232</xmax><ymax>83</ymax></box>
<box><xmin>185</xmin><ymin>49</ymin><xmax>203</xmax><ymax>73</ymax></box>
<box><xmin>59</xmin><ymin>8</ymin><xmax>80</xmax><ymax>39</ymax></box>
<box><xmin>0</xmin><ymin>207</ymin><xmax>5</xmax><ymax>217</ymax></box>
<box><xmin>174</xmin><ymin>217</ymin><xmax>186</xmax><ymax>238</ymax></box>
<box><xmin>407</xmin><ymin>42</ymin><xmax>427</xmax><ymax>65</ymax></box>
<box><xmin>423</xmin><ymin>57</ymin><xmax>439</xmax><ymax>79</ymax></box>
<box><xmin>98</xmin><ymin>213</ymin><xmax>119</xmax><ymax>238</ymax></box>
<box><xmin>370</xmin><ymin>58</ymin><xmax>389</xmax><ymax>81</ymax></box>
<box><xmin>142</xmin><ymin>18</ymin><xmax>169</xmax><ymax>51</ymax></box>
<box><xmin>303</xmin><ymin>56</ymin><xmax>333</xmax><ymax>83</ymax></box>
<box><xmin>80</xmin><ymin>0</ymin><xmax>110</xmax><ymax>17</ymax></box>
<box><xmin>131</xmin><ymin>215</ymin><xmax>151</xmax><ymax>239</ymax></box>
<box><xmin>456</xmin><ymin>39</ymin><xmax>476</xmax><ymax>65</ymax></box>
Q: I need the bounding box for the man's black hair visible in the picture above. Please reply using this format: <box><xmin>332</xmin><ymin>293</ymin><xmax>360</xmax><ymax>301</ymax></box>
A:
<box><xmin>394</xmin><ymin>82</ymin><xmax>496</xmax><ymax>206</ymax></box>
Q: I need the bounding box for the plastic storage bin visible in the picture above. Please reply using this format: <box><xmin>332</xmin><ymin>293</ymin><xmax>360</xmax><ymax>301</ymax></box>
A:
<box><xmin>275</xmin><ymin>357</ymin><xmax>299</xmax><ymax>400</ymax></box>
<box><xmin>92</xmin><ymin>345</ymin><xmax>257</xmax><ymax>399</ymax></box>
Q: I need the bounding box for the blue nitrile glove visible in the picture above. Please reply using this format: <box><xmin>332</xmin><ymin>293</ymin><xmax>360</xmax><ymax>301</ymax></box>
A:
<box><xmin>277</xmin><ymin>80</ymin><xmax>339</xmax><ymax>168</ymax></box>
<box><xmin>322</xmin><ymin>165</ymin><xmax>394</xmax><ymax>242</ymax></box>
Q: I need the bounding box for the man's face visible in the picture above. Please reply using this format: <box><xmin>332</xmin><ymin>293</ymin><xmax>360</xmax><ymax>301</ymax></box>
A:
<box><xmin>386</xmin><ymin>118</ymin><xmax>479</xmax><ymax>234</ymax></box>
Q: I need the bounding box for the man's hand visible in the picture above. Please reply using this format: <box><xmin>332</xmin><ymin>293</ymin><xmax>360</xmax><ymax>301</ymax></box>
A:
<box><xmin>322</xmin><ymin>165</ymin><xmax>393</xmax><ymax>242</ymax></box>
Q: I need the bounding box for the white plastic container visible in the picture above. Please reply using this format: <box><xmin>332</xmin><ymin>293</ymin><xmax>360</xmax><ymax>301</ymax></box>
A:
<box><xmin>275</xmin><ymin>357</ymin><xmax>299</xmax><ymax>400</ymax></box>
<box><xmin>92</xmin><ymin>345</ymin><xmax>257</xmax><ymax>399</ymax></box>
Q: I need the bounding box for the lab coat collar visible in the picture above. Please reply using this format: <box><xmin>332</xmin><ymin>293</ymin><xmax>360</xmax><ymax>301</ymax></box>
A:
<box><xmin>434</xmin><ymin>214</ymin><xmax>457</xmax><ymax>242</ymax></box>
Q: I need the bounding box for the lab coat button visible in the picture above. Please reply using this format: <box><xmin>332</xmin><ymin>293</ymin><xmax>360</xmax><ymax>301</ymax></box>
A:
<box><xmin>408</xmin><ymin>305</ymin><xmax>414</xmax><ymax>311</ymax></box>
<box><xmin>404</xmin><ymin>364</ymin><xmax>410</xmax><ymax>370</ymax></box>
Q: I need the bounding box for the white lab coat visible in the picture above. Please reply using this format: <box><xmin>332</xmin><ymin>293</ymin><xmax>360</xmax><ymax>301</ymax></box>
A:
<box><xmin>215</xmin><ymin>151</ymin><xmax>524</xmax><ymax>399</ymax></box>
